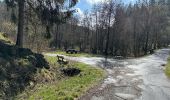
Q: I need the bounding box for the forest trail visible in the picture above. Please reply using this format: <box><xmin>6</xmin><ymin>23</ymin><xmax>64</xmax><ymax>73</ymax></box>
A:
<box><xmin>45</xmin><ymin>49</ymin><xmax>170</xmax><ymax>100</ymax></box>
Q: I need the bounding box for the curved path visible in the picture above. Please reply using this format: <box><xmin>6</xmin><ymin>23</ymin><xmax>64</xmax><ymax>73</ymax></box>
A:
<box><xmin>45</xmin><ymin>49</ymin><xmax>170</xmax><ymax>100</ymax></box>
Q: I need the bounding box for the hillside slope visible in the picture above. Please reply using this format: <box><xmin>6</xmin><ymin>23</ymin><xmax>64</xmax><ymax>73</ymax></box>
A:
<box><xmin>0</xmin><ymin>33</ymin><xmax>105</xmax><ymax>100</ymax></box>
<box><xmin>0</xmin><ymin>33</ymin><xmax>49</xmax><ymax>99</ymax></box>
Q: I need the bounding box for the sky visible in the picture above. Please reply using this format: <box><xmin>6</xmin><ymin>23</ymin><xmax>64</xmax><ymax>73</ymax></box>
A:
<box><xmin>0</xmin><ymin>0</ymin><xmax>136</xmax><ymax>17</ymax></box>
<box><xmin>75</xmin><ymin>0</ymin><xmax>136</xmax><ymax>17</ymax></box>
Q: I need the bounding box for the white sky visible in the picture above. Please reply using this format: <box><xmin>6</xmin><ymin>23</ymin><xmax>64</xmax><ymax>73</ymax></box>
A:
<box><xmin>85</xmin><ymin>0</ymin><xmax>136</xmax><ymax>4</ymax></box>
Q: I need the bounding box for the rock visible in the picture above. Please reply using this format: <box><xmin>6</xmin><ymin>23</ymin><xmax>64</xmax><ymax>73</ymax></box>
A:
<box><xmin>115</xmin><ymin>93</ymin><xmax>136</xmax><ymax>100</ymax></box>
<box><xmin>30</xmin><ymin>81</ymin><xmax>34</xmax><ymax>87</ymax></box>
<box><xmin>117</xmin><ymin>76</ymin><xmax>123</xmax><ymax>80</ymax></box>
<box><xmin>104</xmin><ymin>76</ymin><xmax>117</xmax><ymax>84</ymax></box>
<box><xmin>61</xmin><ymin>68</ymin><xmax>81</xmax><ymax>77</ymax></box>
<box><xmin>161</xmin><ymin>64</ymin><xmax>166</xmax><ymax>66</ymax></box>
<box><xmin>120</xmin><ymin>71</ymin><xmax>125</xmax><ymax>74</ymax></box>
<box><xmin>106</xmin><ymin>69</ymin><xmax>114</xmax><ymax>74</ymax></box>
<box><xmin>99</xmin><ymin>84</ymin><xmax>106</xmax><ymax>90</ymax></box>
<box><xmin>91</xmin><ymin>96</ymin><xmax>105</xmax><ymax>100</ymax></box>
<box><xmin>131</xmin><ymin>78</ymin><xmax>139</xmax><ymax>82</ymax></box>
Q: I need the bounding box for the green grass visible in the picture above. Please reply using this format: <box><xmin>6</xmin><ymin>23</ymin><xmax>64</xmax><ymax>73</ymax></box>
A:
<box><xmin>0</xmin><ymin>32</ymin><xmax>13</xmax><ymax>44</ymax></box>
<box><xmin>17</xmin><ymin>56</ymin><xmax>106</xmax><ymax>100</ymax></box>
<box><xmin>165</xmin><ymin>57</ymin><xmax>170</xmax><ymax>77</ymax></box>
<box><xmin>0</xmin><ymin>36</ymin><xmax>50</xmax><ymax>99</ymax></box>
<box><xmin>51</xmin><ymin>51</ymin><xmax>102</xmax><ymax>57</ymax></box>
<box><xmin>0</xmin><ymin>32</ymin><xmax>8</xmax><ymax>40</ymax></box>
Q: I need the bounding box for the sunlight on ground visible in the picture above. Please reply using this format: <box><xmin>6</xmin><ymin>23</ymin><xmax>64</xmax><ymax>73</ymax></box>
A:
<box><xmin>17</xmin><ymin>56</ymin><xmax>106</xmax><ymax>100</ymax></box>
<box><xmin>53</xmin><ymin>51</ymin><xmax>101</xmax><ymax>57</ymax></box>
<box><xmin>165</xmin><ymin>57</ymin><xmax>170</xmax><ymax>77</ymax></box>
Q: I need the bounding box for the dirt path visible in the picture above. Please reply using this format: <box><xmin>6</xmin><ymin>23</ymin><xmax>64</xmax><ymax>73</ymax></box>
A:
<box><xmin>45</xmin><ymin>49</ymin><xmax>170</xmax><ymax>100</ymax></box>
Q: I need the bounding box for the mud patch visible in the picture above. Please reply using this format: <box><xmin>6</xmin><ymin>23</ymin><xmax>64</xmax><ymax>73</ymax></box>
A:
<box><xmin>61</xmin><ymin>68</ymin><xmax>81</xmax><ymax>76</ymax></box>
<box><xmin>80</xmin><ymin>67</ymin><xmax>142</xmax><ymax>100</ymax></box>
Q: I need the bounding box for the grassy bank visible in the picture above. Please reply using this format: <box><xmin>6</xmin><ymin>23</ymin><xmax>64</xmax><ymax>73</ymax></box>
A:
<box><xmin>17</xmin><ymin>56</ymin><xmax>105</xmax><ymax>100</ymax></box>
<box><xmin>0</xmin><ymin>33</ymin><xmax>105</xmax><ymax>99</ymax></box>
<box><xmin>165</xmin><ymin>57</ymin><xmax>170</xmax><ymax>77</ymax></box>
<box><xmin>52</xmin><ymin>51</ymin><xmax>101</xmax><ymax>57</ymax></box>
<box><xmin>0</xmin><ymin>32</ymin><xmax>49</xmax><ymax>99</ymax></box>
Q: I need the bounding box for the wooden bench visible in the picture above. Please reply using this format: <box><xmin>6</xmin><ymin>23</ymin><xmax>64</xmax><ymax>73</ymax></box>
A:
<box><xmin>66</xmin><ymin>49</ymin><xmax>78</xmax><ymax>54</ymax></box>
<box><xmin>114</xmin><ymin>56</ymin><xmax>124</xmax><ymax>60</ymax></box>
<box><xmin>57</xmin><ymin>55</ymin><xmax>69</xmax><ymax>65</ymax></box>
<box><xmin>149</xmin><ymin>49</ymin><xmax>154</xmax><ymax>54</ymax></box>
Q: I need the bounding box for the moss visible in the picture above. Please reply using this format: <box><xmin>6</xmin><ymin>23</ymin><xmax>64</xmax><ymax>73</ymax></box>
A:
<box><xmin>0</xmin><ymin>32</ymin><xmax>13</xmax><ymax>44</ymax></box>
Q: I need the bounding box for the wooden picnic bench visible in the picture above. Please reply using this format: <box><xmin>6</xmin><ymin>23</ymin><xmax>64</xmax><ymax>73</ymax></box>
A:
<box><xmin>57</xmin><ymin>55</ymin><xmax>69</xmax><ymax>65</ymax></box>
<box><xmin>66</xmin><ymin>49</ymin><xmax>78</xmax><ymax>54</ymax></box>
<box><xmin>149</xmin><ymin>49</ymin><xmax>154</xmax><ymax>54</ymax></box>
<box><xmin>114</xmin><ymin>56</ymin><xmax>124</xmax><ymax>60</ymax></box>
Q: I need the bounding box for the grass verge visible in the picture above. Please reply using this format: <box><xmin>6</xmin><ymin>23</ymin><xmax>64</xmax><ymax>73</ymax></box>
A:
<box><xmin>52</xmin><ymin>51</ymin><xmax>101</xmax><ymax>57</ymax></box>
<box><xmin>165</xmin><ymin>57</ymin><xmax>170</xmax><ymax>77</ymax></box>
<box><xmin>17</xmin><ymin>56</ymin><xmax>106</xmax><ymax>100</ymax></box>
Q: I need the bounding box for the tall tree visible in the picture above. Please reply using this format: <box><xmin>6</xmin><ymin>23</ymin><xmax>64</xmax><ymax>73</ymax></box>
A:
<box><xmin>5</xmin><ymin>0</ymin><xmax>78</xmax><ymax>48</ymax></box>
<box><xmin>104</xmin><ymin>0</ymin><xmax>115</xmax><ymax>56</ymax></box>
<box><xmin>158</xmin><ymin>0</ymin><xmax>166</xmax><ymax>5</ymax></box>
<box><xmin>150</xmin><ymin>0</ymin><xmax>156</xmax><ymax>5</ymax></box>
<box><xmin>16</xmin><ymin>0</ymin><xmax>25</xmax><ymax>47</ymax></box>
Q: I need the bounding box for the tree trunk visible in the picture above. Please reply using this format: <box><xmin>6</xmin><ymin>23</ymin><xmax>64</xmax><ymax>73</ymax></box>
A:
<box><xmin>16</xmin><ymin>0</ymin><xmax>25</xmax><ymax>48</ymax></box>
<box><xmin>105</xmin><ymin>12</ymin><xmax>111</xmax><ymax>57</ymax></box>
<box><xmin>54</xmin><ymin>25</ymin><xmax>59</xmax><ymax>48</ymax></box>
<box><xmin>144</xmin><ymin>31</ymin><xmax>149</xmax><ymax>55</ymax></box>
<box><xmin>133</xmin><ymin>20</ymin><xmax>137</xmax><ymax>57</ymax></box>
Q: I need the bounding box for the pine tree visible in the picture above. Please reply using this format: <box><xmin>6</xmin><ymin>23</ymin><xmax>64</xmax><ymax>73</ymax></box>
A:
<box><xmin>5</xmin><ymin>0</ymin><xmax>78</xmax><ymax>48</ymax></box>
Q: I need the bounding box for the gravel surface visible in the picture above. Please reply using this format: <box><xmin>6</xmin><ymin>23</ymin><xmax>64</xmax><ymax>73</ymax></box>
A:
<box><xmin>45</xmin><ymin>49</ymin><xmax>170</xmax><ymax>100</ymax></box>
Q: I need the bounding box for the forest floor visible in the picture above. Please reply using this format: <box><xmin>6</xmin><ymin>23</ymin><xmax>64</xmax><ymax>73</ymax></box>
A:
<box><xmin>45</xmin><ymin>49</ymin><xmax>170</xmax><ymax>100</ymax></box>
